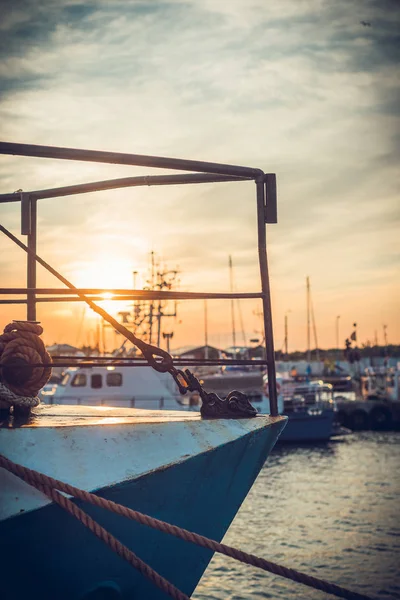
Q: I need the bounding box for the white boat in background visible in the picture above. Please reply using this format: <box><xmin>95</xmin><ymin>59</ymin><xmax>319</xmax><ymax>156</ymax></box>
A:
<box><xmin>42</xmin><ymin>364</ymin><xmax>192</xmax><ymax>410</ymax></box>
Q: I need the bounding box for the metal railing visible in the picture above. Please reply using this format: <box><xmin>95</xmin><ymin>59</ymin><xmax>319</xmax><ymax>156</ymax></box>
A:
<box><xmin>0</xmin><ymin>141</ymin><xmax>279</xmax><ymax>415</ymax></box>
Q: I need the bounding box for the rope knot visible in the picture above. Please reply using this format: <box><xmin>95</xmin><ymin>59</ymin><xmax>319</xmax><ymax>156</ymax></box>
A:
<box><xmin>0</xmin><ymin>321</ymin><xmax>52</xmax><ymax>408</ymax></box>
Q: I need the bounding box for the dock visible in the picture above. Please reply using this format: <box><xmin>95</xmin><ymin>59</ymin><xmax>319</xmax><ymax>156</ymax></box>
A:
<box><xmin>335</xmin><ymin>396</ymin><xmax>400</xmax><ymax>431</ymax></box>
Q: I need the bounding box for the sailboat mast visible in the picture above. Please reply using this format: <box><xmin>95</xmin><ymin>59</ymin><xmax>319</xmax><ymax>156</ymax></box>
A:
<box><xmin>310</xmin><ymin>293</ymin><xmax>320</xmax><ymax>362</ymax></box>
<box><xmin>284</xmin><ymin>313</ymin><xmax>288</xmax><ymax>356</ymax></box>
<box><xmin>132</xmin><ymin>270</ymin><xmax>138</xmax><ymax>328</ymax></box>
<box><xmin>156</xmin><ymin>267</ymin><xmax>163</xmax><ymax>348</ymax></box>
<box><xmin>306</xmin><ymin>276</ymin><xmax>311</xmax><ymax>363</ymax></box>
<box><xmin>156</xmin><ymin>284</ymin><xmax>162</xmax><ymax>347</ymax></box>
<box><xmin>306</xmin><ymin>276</ymin><xmax>320</xmax><ymax>362</ymax></box>
<box><xmin>204</xmin><ymin>300</ymin><xmax>209</xmax><ymax>359</ymax></box>
<box><xmin>148</xmin><ymin>251</ymin><xmax>155</xmax><ymax>344</ymax></box>
<box><xmin>95</xmin><ymin>322</ymin><xmax>100</xmax><ymax>353</ymax></box>
<box><xmin>229</xmin><ymin>255</ymin><xmax>236</xmax><ymax>348</ymax></box>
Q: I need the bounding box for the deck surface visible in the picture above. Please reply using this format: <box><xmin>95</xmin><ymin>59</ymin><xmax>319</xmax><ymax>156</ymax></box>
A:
<box><xmin>0</xmin><ymin>403</ymin><xmax>284</xmax><ymax>428</ymax></box>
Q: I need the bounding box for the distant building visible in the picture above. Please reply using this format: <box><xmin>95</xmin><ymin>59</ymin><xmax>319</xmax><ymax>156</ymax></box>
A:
<box><xmin>224</xmin><ymin>345</ymin><xmax>265</xmax><ymax>359</ymax></box>
<box><xmin>172</xmin><ymin>345</ymin><xmax>222</xmax><ymax>361</ymax></box>
<box><xmin>47</xmin><ymin>343</ymin><xmax>84</xmax><ymax>356</ymax></box>
<box><xmin>46</xmin><ymin>343</ymin><xmax>86</xmax><ymax>381</ymax></box>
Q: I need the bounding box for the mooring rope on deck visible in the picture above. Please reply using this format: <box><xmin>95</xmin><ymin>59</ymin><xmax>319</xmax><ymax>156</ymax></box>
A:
<box><xmin>0</xmin><ymin>321</ymin><xmax>51</xmax><ymax>407</ymax></box>
<box><xmin>0</xmin><ymin>454</ymin><xmax>375</xmax><ymax>600</ymax></box>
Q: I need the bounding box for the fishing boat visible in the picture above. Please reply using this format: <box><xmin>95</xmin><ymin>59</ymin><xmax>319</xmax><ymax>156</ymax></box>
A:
<box><xmin>0</xmin><ymin>404</ymin><xmax>285</xmax><ymax>600</ymax></box>
<box><xmin>0</xmin><ymin>141</ymin><xmax>286</xmax><ymax>599</ymax></box>
<box><xmin>269</xmin><ymin>375</ymin><xmax>338</xmax><ymax>442</ymax></box>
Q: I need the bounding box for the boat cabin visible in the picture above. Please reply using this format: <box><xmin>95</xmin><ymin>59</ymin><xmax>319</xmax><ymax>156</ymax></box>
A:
<box><xmin>42</xmin><ymin>365</ymin><xmax>190</xmax><ymax>410</ymax></box>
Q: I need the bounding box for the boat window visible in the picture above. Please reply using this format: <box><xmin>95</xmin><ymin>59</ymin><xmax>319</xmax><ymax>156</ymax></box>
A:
<box><xmin>71</xmin><ymin>373</ymin><xmax>87</xmax><ymax>387</ymax></box>
<box><xmin>91</xmin><ymin>374</ymin><xmax>102</xmax><ymax>389</ymax></box>
<box><xmin>106</xmin><ymin>372</ymin><xmax>122</xmax><ymax>387</ymax></box>
<box><xmin>60</xmin><ymin>373</ymin><xmax>70</xmax><ymax>386</ymax></box>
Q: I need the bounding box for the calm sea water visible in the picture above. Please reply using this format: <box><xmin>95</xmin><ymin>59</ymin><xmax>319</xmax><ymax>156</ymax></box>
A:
<box><xmin>193</xmin><ymin>432</ymin><xmax>400</xmax><ymax>600</ymax></box>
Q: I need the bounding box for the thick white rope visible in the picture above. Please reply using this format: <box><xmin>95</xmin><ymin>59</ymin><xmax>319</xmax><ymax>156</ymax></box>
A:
<box><xmin>0</xmin><ymin>381</ymin><xmax>40</xmax><ymax>409</ymax></box>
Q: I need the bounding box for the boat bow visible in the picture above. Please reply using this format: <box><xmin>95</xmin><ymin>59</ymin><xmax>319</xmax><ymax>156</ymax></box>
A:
<box><xmin>0</xmin><ymin>405</ymin><xmax>286</xmax><ymax>599</ymax></box>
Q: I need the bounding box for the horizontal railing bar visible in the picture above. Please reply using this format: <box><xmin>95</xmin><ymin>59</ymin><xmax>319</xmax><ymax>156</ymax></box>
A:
<box><xmin>3</xmin><ymin>359</ymin><xmax>267</xmax><ymax>368</ymax></box>
<box><xmin>0</xmin><ymin>173</ymin><xmax>250</xmax><ymax>203</ymax></box>
<box><xmin>0</xmin><ymin>141</ymin><xmax>263</xmax><ymax>178</ymax></box>
<box><xmin>51</xmin><ymin>356</ymin><xmax>266</xmax><ymax>364</ymax></box>
<box><xmin>0</xmin><ymin>289</ymin><xmax>263</xmax><ymax>300</ymax></box>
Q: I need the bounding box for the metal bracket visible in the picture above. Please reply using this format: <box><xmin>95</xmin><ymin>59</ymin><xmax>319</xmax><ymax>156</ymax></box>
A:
<box><xmin>172</xmin><ymin>369</ymin><xmax>257</xmax><ymax>419</ymax></box>
<box><xmin>264</xmin><ymin>174</ymin><xmax>277</xmax><ymax>224</ymax></box>
<box><xmin>20</xmin><ymin>193</ymin><xmax>31</xmax><ymax>235</ymax></box>
<box><xmin>200</xmin><ymin>390</ymin><xmax>258</xmax><ymax>419</ymax></box>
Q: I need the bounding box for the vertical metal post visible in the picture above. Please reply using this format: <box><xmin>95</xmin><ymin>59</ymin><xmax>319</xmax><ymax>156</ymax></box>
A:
<box><xmin>26</xmin><ymin>197</ymin><xmax>37</xmax><ymax>321</ymax></box>
<box><xmin>256</xmin><ymin>177</ymin><xmax>278</xmax><ymax>416</ymax></box>
<box><xmin>204</xmin><ymin>300</ymin><xmax>209</xmax><ymax>359</ymax></box>
<box><xmin>229</xmin><ymin>255</ymin><xmax>236</xmax><ymax>348</ymax></box>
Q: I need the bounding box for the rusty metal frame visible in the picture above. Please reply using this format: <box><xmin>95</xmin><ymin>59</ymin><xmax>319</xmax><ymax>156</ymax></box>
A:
<box><xmin>0</xmin><ymin>141</ymin><xmax>278</xmax><ymax>415</ymax></box>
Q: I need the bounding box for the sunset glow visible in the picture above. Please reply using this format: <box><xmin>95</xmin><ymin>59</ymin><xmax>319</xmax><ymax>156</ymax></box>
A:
<box><xmin>71</xmin><ymin>257</ymin><xmax>139</xmax><ymax>291</ymax></box>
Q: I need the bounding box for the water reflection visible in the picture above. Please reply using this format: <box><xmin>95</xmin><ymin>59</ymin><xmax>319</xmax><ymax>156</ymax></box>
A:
<box><xmin>193</xmin><ymin>432</ymin><xmax>400</xmax><ymax>600</ymax></box>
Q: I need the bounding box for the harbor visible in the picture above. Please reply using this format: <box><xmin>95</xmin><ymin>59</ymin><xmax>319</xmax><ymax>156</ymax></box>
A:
<box><xmin>0</xmin><ymin>153</ymin><xmax>398</xmax><ymax>596</ymax></box>
<box><xmin>0</xmin><ymin>141</ymin><xmax>398</xmax><ymax>596</ymax></box>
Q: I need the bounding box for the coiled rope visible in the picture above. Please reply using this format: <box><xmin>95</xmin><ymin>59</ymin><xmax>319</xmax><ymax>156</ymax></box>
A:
<box><xmin>0</xmin><ymin>454</ymin><xmax>375</xmax><ymax>600</ymax></box>
<box><xmin>0</xmin><ymin>321</ymin><xmax>52</xmax><ymax>408</ymax></box>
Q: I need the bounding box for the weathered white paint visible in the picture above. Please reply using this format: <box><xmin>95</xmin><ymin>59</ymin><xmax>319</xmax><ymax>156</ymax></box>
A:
<box><xmin>0</xmin><ymin>404</ymin><xmax>285</xmax><ymax>521</ymax></box>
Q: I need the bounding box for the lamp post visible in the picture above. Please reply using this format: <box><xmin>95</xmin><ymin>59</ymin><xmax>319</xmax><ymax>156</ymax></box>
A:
<box><xmin>162</xmin><ymin>331</ymin><xmax>174</xmax><ymax>354</ymax></box>
<box><xmin>383</xmin><ymin>324</ymin><xmax>388</xmax><ymax>347</ymax></box>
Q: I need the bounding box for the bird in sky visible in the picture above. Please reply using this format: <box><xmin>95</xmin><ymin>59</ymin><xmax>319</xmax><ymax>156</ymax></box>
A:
<box><xmin>360</xmin><ymin>20</ymin><xmax>372</xmax><ymax>27</ymax></box>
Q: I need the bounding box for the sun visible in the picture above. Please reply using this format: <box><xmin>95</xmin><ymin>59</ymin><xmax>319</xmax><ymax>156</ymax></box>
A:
<box><xmin>71</xmin><ymin>255</ymin><xmax>140</xmax><ymax>319</ymax></box>
<box><xmin>99</xmin><ymin>292</ymin><xmax>117</xmax><ymax>315</ymax></box>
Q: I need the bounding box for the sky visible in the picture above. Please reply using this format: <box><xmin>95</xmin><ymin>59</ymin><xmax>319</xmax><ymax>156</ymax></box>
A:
<box><xmin>0</xmin><ymin>0</ymin><xmax>399</xmax><ymax>353</ymax></box>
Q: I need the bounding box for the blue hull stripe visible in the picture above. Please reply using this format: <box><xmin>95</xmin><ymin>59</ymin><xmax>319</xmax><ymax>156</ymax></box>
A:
<box><xmin>0</xmin><ymin>419</ymin><xmax>285</xmax><ymax>599</ymax></box>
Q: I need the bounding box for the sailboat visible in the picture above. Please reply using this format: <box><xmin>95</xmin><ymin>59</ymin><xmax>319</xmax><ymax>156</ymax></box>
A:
<box><xmin>0</xmin><ymin>141</ymin><xmax>286</xmax><ymax>599</ymax></box>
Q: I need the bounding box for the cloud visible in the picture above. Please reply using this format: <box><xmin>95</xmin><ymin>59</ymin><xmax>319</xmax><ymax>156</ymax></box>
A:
<box><xmin>0</xmin><ymin>0</ymin><xmax>399</xmax><ymax>348</ymax></box>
